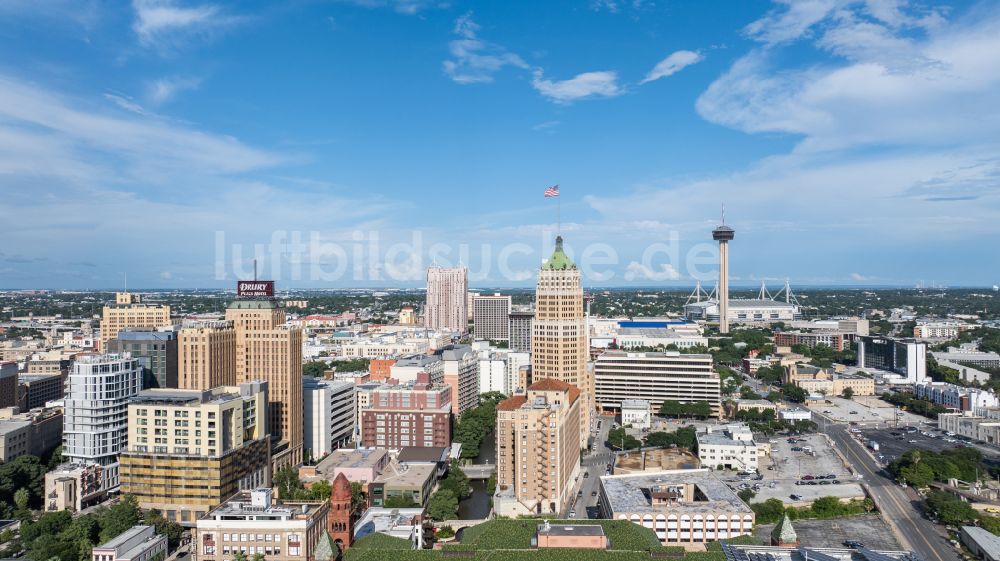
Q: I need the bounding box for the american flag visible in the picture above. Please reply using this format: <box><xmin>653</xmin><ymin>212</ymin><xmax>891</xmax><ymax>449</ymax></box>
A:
<box><xmin>544</xmin><ymin>185</ymin><xmax>560</xmax><ymax>197</ymax></box>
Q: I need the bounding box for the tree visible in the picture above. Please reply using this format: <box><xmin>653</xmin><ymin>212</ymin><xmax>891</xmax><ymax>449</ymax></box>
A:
<box><xmin>273</xmin><ymin>465</ymin><xmax>305</xmax><ymax>499</ymax></box>
<box><xmin>900</xmin><ymin>463</ymin><xmax>934</xmax><ymax>488</ymax></box>
<box><xmin>926</xmin><ymin>490</ymin><xmax>979</xmax><ymax>525</ymax></box>
<box><xmin>438</xmin><ymin>461</ymin><xmax>472</xmax><ymax>499</ymax></box>
<box><xmin>143</xmin><ymin>510</ymin><xmax>184</xmax><ymax>549</ymax></box>
<box><xmin>232</xmin><ymin>552</ymin><xmax>248</xmax><ymax>561</ymax></box>
<box><xmin>842</xmin><ymin>387</ymin><xmax>854</xmax><ymax>400</ymax></box>
<box><xmin>658</xmin><ymin>400</ymin><xmax>714</xmax><ymax>419</ymax></box>
<box><xmin>426</xmin><ymin>490</ymin><xmax>459</xmax><ymax>521</ymax></box>
<box><xmin>351</xmin><ymin>481</ymin><xmax>366</xmax><ymax>515</ymax></box>
<box><xmin>98</xmin><ymin>495</ymin><xmax>142</xmax><ymax>544</ymax></box>
<box><xmin>310</xmin><ymin>479</ymin><xmax>332</xmax><ymax>501</ymax></box>
<box><xmin>608</xmin><ymin>427</ymin><xmax>641</xmax><ymax>450</ymax></box>
<box><xmin>384</xmin><ymin>496</ymin><xmax>419</xmax><ymax>508</ymax></box>
<box><xmin>751</xmin><ymin>498</ymin><xmax>786</xmax><ymax>524</ymax></box>
<box><xmin>781</xmin><ymin>384</ymin><xmax>808</xmax><ymax>403</ymax></box>
<box><xmin>302</xmin><ymin>361</ymin><xmax>329</xmax><ymax>378</ymax></box>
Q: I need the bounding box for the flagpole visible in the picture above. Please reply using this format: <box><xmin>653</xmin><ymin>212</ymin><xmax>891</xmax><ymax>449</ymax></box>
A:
<box><xmin>557</xmin><ymin>195</ymin><xmax>561</xmax><ymax>235</ymax></box>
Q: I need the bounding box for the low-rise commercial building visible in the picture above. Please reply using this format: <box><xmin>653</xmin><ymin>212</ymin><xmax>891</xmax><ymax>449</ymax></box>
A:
<box><xmin>785</xmin><ymin>364</ymin><xmax>875</xmax><ymax>396</ymax></box>
<box><xmin>534</xmin><ymin>521</ymin><xmax>608</xmax><ymax>549</ymax></box>
<box><xmin>620</xmin><ymin>399</ymin><xmax>652</xmax><ymax>430</ymax></box>
<box><xmin>193</xmin><ymin>489</ymin><xmax>330</xmax><ymax>561</ymax></box>
<box><xmin>44</xmin><ymin>462</ymin><xmax>105</xmax><ymax>512</ymax></box>
<box><xmin>914</xmin><ymin>320</ymin><xmax>970</xmax><ymax>339</ymax></box>
<box><xmin>915</xmin><ymin>382</ymin><xmax>999</xmax><ymax>412</ymax></box>
<box><xmin>119</xmin><ymin>382</ymin><xmax>271</xmax><ymax>525</ymax></box>
<box><xmin>938</xmin><ymin>412</ymin><xmax>1000</xmax><ymax>444</ymax></box>
<box><xmin>774</xmin><ymin>331</ymin><xmax>848</xmax><ymax>352</ymax></box>
<box><xmin>734</xmin><ymin>399</ymin><xmax>777</xmax><ymax>415</ymax></box>
<box><xmin>91</xmin><ymin>525</ymin><xmax>167</xmax><ymax>561</ymax></box>
<box><xmin>696</xmin><ymin>424</ymin><xmax>765</xmax><ymax>471</ymax></box>
<box><xmin>299</xmin><ymin>447</ymin><xmax>389</xmax><ymax>487</ymax></box>
<box><xmin>353</xmin><ymin>507</ymin><xmax>424</xmax><ymax>548</ymax></box>
<box><xmin>369</xmin><ymin>462</ymin><xmax>437</xmax><ymax>507</ymax></box>
<box><xmin>961</xmin><ymin>525</ymin><xmax>1000</xmax><ymax>561</ymax></box>
<box><xmin>598</xmin><ymin>469</ymin><xmax>755</xmax><ymax>544</ymax></box>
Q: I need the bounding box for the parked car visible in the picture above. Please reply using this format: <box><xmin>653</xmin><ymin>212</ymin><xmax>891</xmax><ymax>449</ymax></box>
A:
<box><xmin>843</xmin><ymin>541</ymin><xmax>864</xmax><ymax>549</ymax></box>
<box><xmin>591</xmin><ymin>491</ymin><xmax>598</xmax><ymax>497</ymax></box>
<box><xmin>802</xmin><ymin>475</ymin><xmax>815</xmax><ymax>480</ymax></box>
<box><xmin>790</xmin><ymin>494</ymin><xmax>803</xmax><ymax>501</ymax></box>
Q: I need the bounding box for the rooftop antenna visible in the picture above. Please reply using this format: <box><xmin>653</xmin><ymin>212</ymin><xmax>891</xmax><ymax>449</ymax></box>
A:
<box><xmin>721</xmin><ymin>202</ymin><xmax>726</xmax><ymax>225</ymax></box>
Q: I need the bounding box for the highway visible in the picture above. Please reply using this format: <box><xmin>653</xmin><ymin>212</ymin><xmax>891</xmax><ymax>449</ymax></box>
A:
<box><xmin>823</xmin><ymin>422</ymin><xmax>960</xmax><ymax>561</ymax></box>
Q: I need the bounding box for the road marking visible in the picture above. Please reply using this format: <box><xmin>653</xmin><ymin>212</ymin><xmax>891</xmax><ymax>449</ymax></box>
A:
<box><xmin>836</xmin><ymin>429</ymin><xmax>948</xmax><ymax>561</ymax></box>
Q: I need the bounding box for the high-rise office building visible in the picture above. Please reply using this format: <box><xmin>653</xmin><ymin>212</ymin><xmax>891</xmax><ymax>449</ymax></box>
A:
<box><xmin>857</xmin><ymin>335</ymin><xmax>927</xmax><ymax>383</ymax></box>
<box><xmin>473</xmin><ymin>293</ymin><xmax>512</xmax><ymax>342</ymax></box>
<box><xmin>119</xmin><ymin>382</ymin><xmax>271</xmax><ymax>525</ymax></box>
<box><xmin>303</xmin><ymin>377</ymin><xmax>356</xmax><ymax>458</ymax></box>
<box><xmin>531</xmin><ymin>236</ymin><xmax>592</xmax><ymax>447</ymax></box>
<box><xmin>508</xmin><ymin>308</ymin><xmax>534</xmax><ymax>353</ymax></box>
<box><xmin>494</xmin><ymin>378</ymin><xmax>582</xmax><ymax>517</ymax></box>
<box><xmin>62</xmin><ymin>353</ymin><xmax>143</xmax><ymax>492</ymax></box>
<box><xmin>425</xmin><ymin>266</ymin><xmax>468</xmax><ymax>332</ymax></box>
<box><xmin>0</xmin><ymin>362</ymin><xmax>18</xmax><ymax>408</ymax></box>
<box><xmin>99</xmin><ymin>292</ymin><xmax>171</xmax><ymax>351</ymax></box>
<box><xmin>440</xmin><ymin>344</ymin><xmax>479</xmax><ymax>415</ymax></box>
<box><xmin>106</xmin><ymin>328</ymin><xmax>178</xmax><ymax>389</ymax></box>
<box><xmin>594</xmin><ymin>351</ymin><xmax>721</xmax><ymax>415</ymax></box>
<box><xmin>178</xmin><ymin>321</ymin><xmax>237</xmax><ymax>390</ymax></box>
<box><xmin>225</xmin><ymin>282</ymin><xmax>304</xmax><ymax>468</ymax></box>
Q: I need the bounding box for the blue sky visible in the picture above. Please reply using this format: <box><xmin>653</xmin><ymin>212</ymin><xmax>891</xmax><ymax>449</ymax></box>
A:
<box><xmin>1</xmin><ymin>0</ymin><xmax>999</xmax><ymax>289</ymax></box>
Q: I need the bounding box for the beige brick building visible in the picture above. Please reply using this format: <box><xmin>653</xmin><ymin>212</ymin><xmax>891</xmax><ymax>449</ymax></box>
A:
<box><xmin>99</xmin><ymin>292</ymin><xmax>171</xmax><ymax>350</ymax></box>
<box><xmin>531</xmin><ymin>236</ymin><xmax>592</xmax><ymax>447</ymax></box>
<box><xmin>494</xmin><ymin>378</ymin><xmax>582</xmax><ymax>517</ymax></box>
<box><xmin>226</xmin><ymin>299</ymin><xmax>303</xmax><ymax>468</ymax></box>
<box><xmin>178</xmin><ymin>321</ymin><xmax>236</xmax><ymax>390</ymax></box>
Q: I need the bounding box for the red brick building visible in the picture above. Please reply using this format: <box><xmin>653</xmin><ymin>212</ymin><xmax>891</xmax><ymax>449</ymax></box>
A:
<box><xmin>360</xmin><ymin>373</ymin><xmax>451</xmax><ymax>449</ymax></box>
<box><xmin>368</xmin><ymin>359</ymin><xmax>396</xmax><ymax>382</ymax></box>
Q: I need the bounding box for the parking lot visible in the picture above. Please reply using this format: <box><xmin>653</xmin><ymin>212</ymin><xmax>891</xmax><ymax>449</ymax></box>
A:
<box><xmin>754</xmin><ymin>515</ymin><xmax>901</xmax><ymax>550</ymax></box>
<box><xmin>861</xmin><ymin>426</ymin><xmax>1000</xmax><ymax>466</ymax></box>
<box><xmin>747</xmin><ymin>433</ymin><xmax>866</xmax><ymax>506</ymax></box>
<box><xmin>808</xmin><ymin>395</ymin><xmax>926</xmax><ymax>427</ymax></box>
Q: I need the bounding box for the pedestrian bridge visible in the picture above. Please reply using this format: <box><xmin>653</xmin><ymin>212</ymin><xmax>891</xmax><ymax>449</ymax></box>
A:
<box><xmin>437</xmin><ymin>519</ymin><xmax>489</xmax><ymax>532</ymax></box>
<box><xmin>458</xmin><ymin>464</ymin><xmax>496</xmax><ymax>480</ymax></box>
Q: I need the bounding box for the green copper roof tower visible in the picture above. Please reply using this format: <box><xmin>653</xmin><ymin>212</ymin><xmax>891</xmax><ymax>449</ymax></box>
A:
<box><xmin>542</xmin><ymin>235</ymin><xmax>576</xmax><ymax>270</ymax></box>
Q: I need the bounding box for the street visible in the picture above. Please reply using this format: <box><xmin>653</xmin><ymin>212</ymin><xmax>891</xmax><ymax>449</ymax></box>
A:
<box><xmin>566</xmin><ymin>413</ymin><xmax>616</xmax><ymax>518</ymax></box>
<box><xmin>824</xmin><ymin>421</ymin><xmax>960</xmax><ymax>561</ymax></box>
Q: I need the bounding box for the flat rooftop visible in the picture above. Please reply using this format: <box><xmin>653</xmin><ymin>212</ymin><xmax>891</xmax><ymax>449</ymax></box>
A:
<box><xmin>314</xmin><ymin>448</ymin><xmax>388</xmax><ymax>472</ymax></box>
<box><xmin>601</xmin><ymin>468</ymin><xmax>752</xmax><ymax>515</ymax></box>
<box><xmin>373</xmin><ymin>462</ymin><xmax>436</xmax><ymax>488</ymax></box>
<box><xmin>538</xmin><ymin>524</ymin><xmax>605</xmax><ymax>537</ymax></box>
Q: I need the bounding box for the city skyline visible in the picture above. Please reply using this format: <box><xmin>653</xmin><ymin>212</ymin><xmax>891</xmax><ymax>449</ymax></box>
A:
<box><xmin>2</xmin><ymin>0</ymin><xmax>999</xmax><ymax>288</ymax></box>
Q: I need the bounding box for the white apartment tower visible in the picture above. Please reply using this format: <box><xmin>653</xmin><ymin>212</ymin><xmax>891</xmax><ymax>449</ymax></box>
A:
<box><xmin>473</xmin><ymin>293</ymin><xmax>512</xmax><ymax>342</ymax></box>
<box><xmin>426</xmin><ymin>266</ymin><xmax>469</xmax><ymax>332</ymax></box>
<box><xmin>63</xmin><ymin>353</ymin><xmax>143</xmax><ymax>492</ymax></box>
<box><xmin>532</xmin><ymin>236</ymin><xmax>592</xmax><ymax>448</ymax></box>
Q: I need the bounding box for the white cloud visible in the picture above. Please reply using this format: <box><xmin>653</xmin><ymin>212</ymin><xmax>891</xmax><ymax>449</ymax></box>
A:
<box><xmin>336</xmin><ymin>0</ymin><xmax>437</xmax><ymax>15</ymax></box>
<box><xmin>531</xmin><ymin>70</ymin><xmax>623</xmax><ymax>103</ymax></box>
<box><xmin>104</xmin><ymin>93</ymin><xmax>150</xmax><ymax>116</ymax></box>
<box><xmin>640</xmin><ymin>50</ymin><xmax>704</xmax><ymax>84</ymax></box>
<box><xmin>132</xmin><ymin>0</ymin><xmax>241</xmax><ymax>49</ymax></box>
<box><xmin>624</xmin><ymin>261</ymin><xmax>682</xmax><ymax>282</ymax></box>
<box><xmin>0</xmin><ymin>73</ymin><xmax>282</xmax><ymax>180</ymax></box>
<box><xmin>849</xmin><ymin>273</ymin><xmax>869</xmax><ymax>281</ymax></box>
<box><xmin>697</xmin><ymin>1</ymin><xmax>1000</xmax><ymax>152</ymax></box>
<box><xmin>443</xmin><ymin>13</ymin><xmax>528</xmax><ymax>84</ymax></box>
<box><xmin>148</xmin><ymin>76</ymin><xmax>202</xmax><ymax>104</ymax></box>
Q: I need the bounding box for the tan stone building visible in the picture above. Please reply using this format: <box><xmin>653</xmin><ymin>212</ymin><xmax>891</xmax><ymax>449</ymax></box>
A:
<box><xmin>531</xmin><ymin>236</ymin><xmax>592</xmax><ymax>447</ymax></box>
<box><xmin>785</xmin><ymin>364</ymin><xmax>875</xmax><ymax>396</ymax></box>
<box><xmin>193</xmin><ymin>489</ymin><xmax>331</xmax><ymax>561</ymax></box>
<box><xmin>178</xmin><ymin>320</ymin><xmax>236</xmax><ymax>390</ymax></box>
<box><xmin>99</xmin><ymin>292</ymin><xmax>171</xmax><ymax>351</ymax></box>
<box><xmin>119</xmin><ymin>382</ymin><xmax>271</xmax><ymax>525</ymax></box>
<box><xmin>494</xmin><ymin>378</ymin><xmax>582</xmax><ymax>517</ymax></box>
<box><xmin>226</xmin><ymin>298</ymin><xmax>303</xmax><ymax>468</ymax></box>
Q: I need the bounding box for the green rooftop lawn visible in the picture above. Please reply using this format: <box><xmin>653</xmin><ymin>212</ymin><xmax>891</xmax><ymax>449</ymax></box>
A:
<box><xmin>344</xmin><ymin>519</ymin><xmax>741</xmax><ymax>561</ymax></box>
